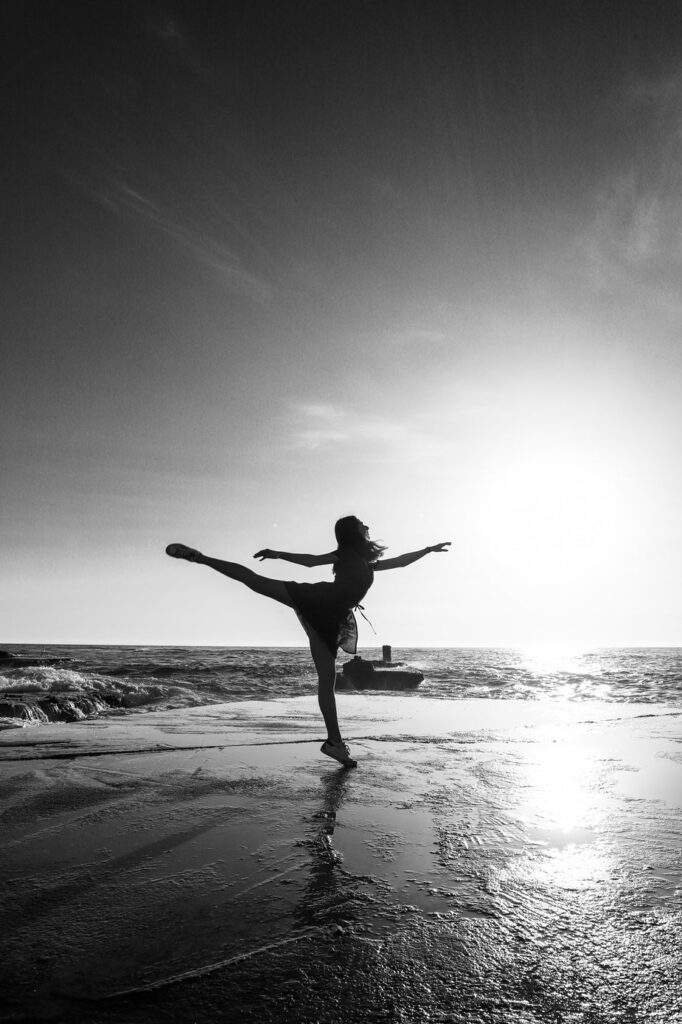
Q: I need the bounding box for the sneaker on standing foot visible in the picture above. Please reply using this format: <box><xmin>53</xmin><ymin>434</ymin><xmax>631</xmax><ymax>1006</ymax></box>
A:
<box><xmin>321</xmin><ymin>740</ymin><xmax>357</xmax><ymax>767</ymax></box>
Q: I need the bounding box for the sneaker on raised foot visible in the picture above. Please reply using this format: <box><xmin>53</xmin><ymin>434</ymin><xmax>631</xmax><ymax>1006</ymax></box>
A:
<box><xmin>165</xmin><ymin>544</ymin><xmax>202</xmax><ymax>562</ymax></box>
<box><xmin>321</xmin><ymin>740</ymin><xmax>357</xmax><ymax>768</ymax></box>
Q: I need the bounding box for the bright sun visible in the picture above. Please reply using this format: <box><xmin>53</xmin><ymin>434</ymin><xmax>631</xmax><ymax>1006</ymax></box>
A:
<box><xmin>465</xmin><ymin>421</ymin><xmax>646</xmax><ymax>645</ymax></box>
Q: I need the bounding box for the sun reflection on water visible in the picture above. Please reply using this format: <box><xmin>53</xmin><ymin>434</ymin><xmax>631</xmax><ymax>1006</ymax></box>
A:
<box><xmin>539</xmin><ymin>844</ymin><xmax>611</xmax><ymax>891</ymax></box>
<box><xmin>514</xmin><ymin>643</ymin><xmax>617</xmax><ymax>702</ymax></box>
<box><xmin>519</xmin><ymin>739</ymin><xmax>614</xmax><ymax>889</ymax></box>
<box><xmin>523</xmin><ymin>743</ymin><xmax>594</xmax><ymax>833</ymax></box>
<box><xmin>517</xmin><ymin>643</ymin><xmax>593</xmax><ymax>678</ymax></box>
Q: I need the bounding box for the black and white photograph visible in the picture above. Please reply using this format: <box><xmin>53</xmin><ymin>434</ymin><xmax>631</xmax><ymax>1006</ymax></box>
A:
<box><xmin>2</xmin><ymin>2</ymin><xmax>681</xmax><ymax>1021</ymax></box>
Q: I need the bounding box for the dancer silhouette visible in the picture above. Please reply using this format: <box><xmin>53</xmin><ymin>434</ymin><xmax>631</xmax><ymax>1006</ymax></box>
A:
<box><xmin>166</xmin><ymin>516</ymin><xmax>450</xmax><ymax>766</ymax></box>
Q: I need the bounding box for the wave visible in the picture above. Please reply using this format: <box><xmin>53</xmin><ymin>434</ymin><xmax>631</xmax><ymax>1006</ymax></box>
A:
<box><xmin>0</xmin><ymin>646</ymin><xmax>679</xmax><ymax>730</ymax></box>
<box><xmin>0</xmin><ymin>691</ymin><xmax>124</xmax><ymax>728</ymax></box>
<box><xmin>0</xmin><ymin>647</ymin><xmax>319</xmax><ymax>728</ymax></box>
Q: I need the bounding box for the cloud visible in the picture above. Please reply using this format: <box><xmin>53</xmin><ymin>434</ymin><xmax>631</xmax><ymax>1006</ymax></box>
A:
<box><xmin>288</xmin><ymin>403</ymin><xmax>349</xmax><ymax>448</ymax></box>
<box><xmin>580</xmin><ymin>69</ymin><xmax>682</xmax><ymax>310</ymax></box>
<box><xmin>145</xmin><ymin>13</ymin><xmax>211</xmax><ymax>82</ymax></box>
<box><xmin>45</xmin><ymin>9</ymin><xmax>279</xmax><ymax>308</ymax></box>
<box><xmin>287</xmin><ymin>402</ymin><xmax>446</xmax><ymax>463</ymax></box>
<box><xmin>68</xmin><ymin>168</ymin><xmax>277</xmax><ymax>305</ymax></box>
<box><xmin>585</xmin><ymin>172</ymin><xmax>682</xmax><ymax>284</ymax></box>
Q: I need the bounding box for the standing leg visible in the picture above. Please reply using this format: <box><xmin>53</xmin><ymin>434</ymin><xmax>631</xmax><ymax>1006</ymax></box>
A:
<box><xmin>307</xmin><ymin>629</ymin><xmax>342</xmax><ymax>744</ymax></box>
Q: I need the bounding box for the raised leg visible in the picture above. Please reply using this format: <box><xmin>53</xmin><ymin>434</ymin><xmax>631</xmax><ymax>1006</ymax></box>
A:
<box><xmin>167</xmin><ymin>545</ymin><xmax>294</xmax><ymax>607</ymax></box>
<box><xmin>307</xmin><ymin>629</ymin><xmax>342</xmax><ymax>744</ymax></box>
<box><xmin>196</xmin><ymin>555</ymin><xmax>294</xmax><ymax>607</ymax></box>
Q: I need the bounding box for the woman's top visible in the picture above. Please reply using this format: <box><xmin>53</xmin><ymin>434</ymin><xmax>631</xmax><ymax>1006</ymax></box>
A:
<box><xmin>332</xmin><ymin>544</ymin><xmax>374</xmax><ymax>608</ymax></box>
<box><xmin>284</xmin><ymin>544</ymin><xmax>376</xmax><ymax>655</ymax></box>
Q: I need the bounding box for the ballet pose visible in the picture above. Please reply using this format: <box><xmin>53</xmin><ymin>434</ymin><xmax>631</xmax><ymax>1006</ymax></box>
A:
<box><xmin>166</xmin><ymin>516</ymin><xmax>450</xmax><ymax>767</ymax></box>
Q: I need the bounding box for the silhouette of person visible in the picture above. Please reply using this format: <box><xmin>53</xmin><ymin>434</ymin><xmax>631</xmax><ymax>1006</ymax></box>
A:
<box><xmin>166</xmin><ymin>516</ymin><xmax>450</xmax><ymax>766</ymax></box>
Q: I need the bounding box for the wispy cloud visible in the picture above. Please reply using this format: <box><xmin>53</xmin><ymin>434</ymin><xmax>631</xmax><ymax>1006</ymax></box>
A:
<box><xmin>50</xmin><ymin>11</ymin><xmax>279</xmax><ymax>307</ymax></box>
<box><xmin>146</xmin><ymin>15</ymin><xmax>210</xmax><ymax>82</ymax></box>
<box><xmin>286</xmin><ymin>402</ymin><xmax>447</xmax><ymax>463</ymax></box>
<box><xmin>580</xmin><ymin>69</ymin><xmax>682</xmax><ymax>311</ymax></box>
<box><xmin>96</xmin><ymin>174</ymin><xmax>276</xmax><ymax>305</ymax></box>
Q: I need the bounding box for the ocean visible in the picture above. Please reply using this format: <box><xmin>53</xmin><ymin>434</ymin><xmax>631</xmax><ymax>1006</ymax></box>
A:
<box><xmin>1</xmin><ymin>645</ymin><xmax>680</xmax><ymax>730</ymax></box>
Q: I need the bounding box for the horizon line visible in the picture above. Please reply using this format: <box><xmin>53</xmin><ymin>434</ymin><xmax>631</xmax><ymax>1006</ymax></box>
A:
<box><xmin>3</xmin><ymin>642</ymin><xmax>681</xmax><ymax>651</ymax></box>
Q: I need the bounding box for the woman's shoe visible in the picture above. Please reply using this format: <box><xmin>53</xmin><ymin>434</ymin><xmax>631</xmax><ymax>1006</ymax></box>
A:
<box><xmin>165</xmin><ymin>544</ymin><xmax>202</xmax><ymax>562</ymax></box>
<box><xmin>321</xmin><ymin>740</ymin><xmax>357</xmax><ymax>767</ymax></box>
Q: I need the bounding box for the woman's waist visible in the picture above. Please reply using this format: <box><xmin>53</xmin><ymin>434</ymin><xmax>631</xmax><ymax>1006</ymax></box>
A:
<box><xmin>333</xmin><ymin>580</ymin><xmax>371</xmax><ymax>606</ymax></box>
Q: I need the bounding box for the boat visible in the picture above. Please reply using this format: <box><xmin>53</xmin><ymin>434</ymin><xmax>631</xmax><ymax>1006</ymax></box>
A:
<box><xmin>336</xmin><ymin>645</ymin><xmax>424</xmax><ymax>690</ymax></box>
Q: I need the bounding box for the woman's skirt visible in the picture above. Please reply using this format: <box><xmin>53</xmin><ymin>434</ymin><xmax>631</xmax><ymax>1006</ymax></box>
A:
<box><xmin>285</xmin><ymin>581</ymin><xmax>358</xmax><ymax>656</ymax></box>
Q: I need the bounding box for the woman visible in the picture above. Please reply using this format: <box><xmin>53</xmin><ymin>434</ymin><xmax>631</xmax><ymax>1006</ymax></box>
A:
<box><xmin>166</xmin><ymin>516</ymin><xmax>450</xmax><ymax>767</ymax></box>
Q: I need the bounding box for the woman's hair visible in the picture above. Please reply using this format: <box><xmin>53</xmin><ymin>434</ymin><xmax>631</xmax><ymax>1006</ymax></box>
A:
<box><xmin>334</xmin><ymin>515</ymin><xmax>387</xmax><ymax>561</ymax></box>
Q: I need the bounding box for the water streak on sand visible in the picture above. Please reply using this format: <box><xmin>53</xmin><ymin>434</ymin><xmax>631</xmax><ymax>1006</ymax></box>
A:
<box><xmin>78</xmin><ymin>929</ymin><xmax>328</xmax><ymax>1001</ymax></box>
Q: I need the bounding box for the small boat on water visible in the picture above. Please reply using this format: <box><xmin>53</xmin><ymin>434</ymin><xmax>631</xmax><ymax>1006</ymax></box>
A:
<box><xmin>336</xmin><ymin>646</ymin><xmax>424</xmax><ymax>690</ymax></box>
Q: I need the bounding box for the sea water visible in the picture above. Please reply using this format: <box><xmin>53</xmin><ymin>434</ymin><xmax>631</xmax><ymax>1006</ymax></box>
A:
<box><xmin>1</xmin><ymin>645</ymin><xmax>680</xmax><ymax>729</ymax></box>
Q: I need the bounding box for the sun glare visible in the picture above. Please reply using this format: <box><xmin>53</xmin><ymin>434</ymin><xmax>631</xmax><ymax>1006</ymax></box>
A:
<box><xmin>518</xmin><ymin>739</ymin><xmax>616</xmax><ymax>890</ymax></box>
<box><xmin>524</xmin><ymin>744</ymin><xmax>594</xmax><ymax>834</ymax></box>
<box><xmin>460</xmin><ymin>404</ymin><xmax>650</xmax><ymax>643</ymax></box>
<box><xmin>518</xmin><ymin>644</ymin><xmax>590</xmax><ymax>676</ymax></box>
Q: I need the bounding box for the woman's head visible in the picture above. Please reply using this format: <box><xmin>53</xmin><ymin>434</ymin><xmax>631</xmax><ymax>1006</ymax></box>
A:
<box><xmin>335</xmin><ymin>516</ymin><xmax>386</xmax><ymax>560</ymax></box>
<box><xmin>334</xmin><ymin>515</ymin><xmax>367</xmax><ymax>547</ymax></box>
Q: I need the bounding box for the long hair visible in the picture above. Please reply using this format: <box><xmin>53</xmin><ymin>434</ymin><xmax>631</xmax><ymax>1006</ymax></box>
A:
<box><xmin>334</xmin><ymin>515</ymin><xmax>387</xmax><ymax>562</ymax></box>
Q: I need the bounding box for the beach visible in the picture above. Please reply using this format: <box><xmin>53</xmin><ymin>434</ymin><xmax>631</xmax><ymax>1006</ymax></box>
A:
<box><xmin>5</xmin><ymin>0</ymin><xmax>682</xmax><ymax>1019</ymax></box>
<box><xmin>1</xmin><ymin>693</ymin><xmax>681</xmax><ymax>1023</ymax></box>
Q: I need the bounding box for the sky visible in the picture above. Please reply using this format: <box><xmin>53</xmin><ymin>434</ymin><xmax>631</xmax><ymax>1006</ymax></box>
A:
<box><xmin>2</xmin><ymin>0</ymin><xmax>681</xmax><ymax>647</ymax></box>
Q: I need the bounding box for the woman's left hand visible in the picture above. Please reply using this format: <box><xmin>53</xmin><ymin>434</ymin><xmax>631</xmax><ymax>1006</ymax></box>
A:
<box><xmin>427</xmin><ymin>541</ymin><xmax>451</xmax><ymax>554</ymax></box>
<box><xmin>254</xmin><ymin>549</ymin><xmax>278</xmax><ymax>560</ymax></box>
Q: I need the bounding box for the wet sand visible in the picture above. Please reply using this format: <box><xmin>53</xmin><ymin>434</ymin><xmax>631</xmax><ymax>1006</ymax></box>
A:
<box><xmin>1</xmin><ymin>695</ymin><xmax>681</xmax><ymax>1023</ymax></box>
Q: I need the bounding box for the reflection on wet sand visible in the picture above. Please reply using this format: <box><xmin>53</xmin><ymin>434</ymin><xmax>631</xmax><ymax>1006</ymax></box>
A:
<box><xmin>0</xmin><ymin>695</ymin><xmax>680</xmax><ymax>1022</ymax></box>
<box><xmin>294</xmin><ymin>768</ymin><xmax>353</xmax><ymax>931</ymax></box>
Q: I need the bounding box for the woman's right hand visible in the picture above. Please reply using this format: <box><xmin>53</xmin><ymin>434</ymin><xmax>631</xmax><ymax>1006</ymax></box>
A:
<box><xmin>254</xmin><ymin>549</ymin><xmax>278</xmax><ymax>561</ymax></box>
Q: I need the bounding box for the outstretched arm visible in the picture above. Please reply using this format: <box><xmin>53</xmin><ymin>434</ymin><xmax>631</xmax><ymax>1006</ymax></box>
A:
<box><xmin>373</xmin><ymin>541</ymin><xmax>451</xmax><ymax>571</ymax></box>
<box><xmin>254</xmin><ymin>549</ymin><xmax>338</xmax><ymax>568</ymax></box>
